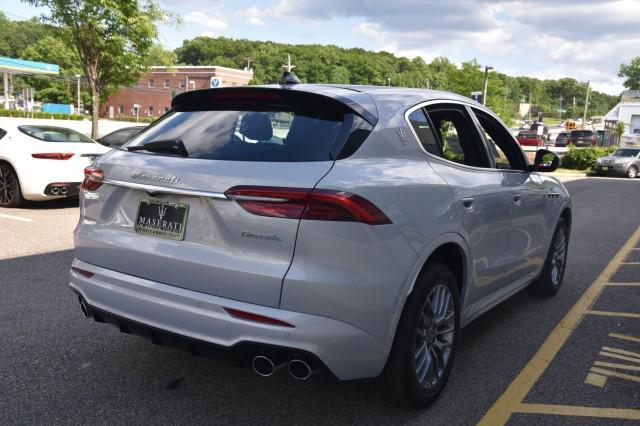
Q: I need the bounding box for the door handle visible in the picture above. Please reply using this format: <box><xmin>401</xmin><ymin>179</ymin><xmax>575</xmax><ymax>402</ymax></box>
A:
<box><xmin>462</xmin><ymin>197</ymin><xmax>474</xmax><ymax>209</ymax></box>
<box><xmin>513</xmin><ymin>194</ymin><xmax>522</xmax><ymax>204</ymax></box>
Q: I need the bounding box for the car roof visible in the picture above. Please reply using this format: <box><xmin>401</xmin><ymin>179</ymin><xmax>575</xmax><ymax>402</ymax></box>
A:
<box><xmin>172</xmin><ymin>83</ymin><xmax>481</xmax><ymax>128</ymax></box>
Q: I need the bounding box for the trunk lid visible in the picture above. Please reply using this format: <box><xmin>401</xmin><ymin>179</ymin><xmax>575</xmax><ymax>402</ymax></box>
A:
<box><xmin>75</xmin><ymin>88</ymin><xmax>375</xmax><ymax>307</ymax></box>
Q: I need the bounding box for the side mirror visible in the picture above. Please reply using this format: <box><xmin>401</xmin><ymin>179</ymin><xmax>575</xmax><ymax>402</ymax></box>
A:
<box><xmin>529</xmin><ymin>149</ymin><xmax>559</xmax><ymax>172</ymax></box>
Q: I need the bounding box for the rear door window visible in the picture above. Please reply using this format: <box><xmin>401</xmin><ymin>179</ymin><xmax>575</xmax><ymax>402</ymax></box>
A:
<box><xmin>408</xmin><ymin>108</ymin><xmax>442</xmax><ymax>156</ymax></box>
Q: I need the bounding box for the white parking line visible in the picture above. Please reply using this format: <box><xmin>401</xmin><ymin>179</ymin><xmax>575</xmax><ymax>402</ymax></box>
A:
<box><xmin>0</xmin><ymin>213</ymin><xmax>33</xmax><ymax>222</ymax></box>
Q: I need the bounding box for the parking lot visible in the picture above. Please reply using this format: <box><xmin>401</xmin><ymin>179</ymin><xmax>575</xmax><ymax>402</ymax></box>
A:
<box><xmin>1</xmin><ymin>176</ymin><xmax>639</xmax><ymax>425</ymax></box>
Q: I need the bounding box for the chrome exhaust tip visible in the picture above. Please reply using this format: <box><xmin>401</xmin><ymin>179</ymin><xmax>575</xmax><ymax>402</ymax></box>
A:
<box><xmin>79</xmin><ymin>297</ymin><xmax>91</xmax><ymax>318</ymax></box>
<box><xmin>50</xmin><ymin>187</ymin><xmax>60</xmax><ymax>195</ymax></box>
<box><xmin>251</xmin><ymin>355</ymin><xmax>276</xmax><ymax>377</ymax></box>
<box><xmin>59</xmin><ymin>187</ymin><xmax>67</xmax><ymax>195</ymax></box>
<box><xmin>288</xmin><ymin>359</ymin><xmax>313</xmax><ymax>380</ymax></box>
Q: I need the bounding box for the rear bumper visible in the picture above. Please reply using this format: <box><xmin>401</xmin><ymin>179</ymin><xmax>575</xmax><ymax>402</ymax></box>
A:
<box><xmin>69</xmin><ymin>258</ymin><xmax>387</xmax><ymax>380</ymax></box>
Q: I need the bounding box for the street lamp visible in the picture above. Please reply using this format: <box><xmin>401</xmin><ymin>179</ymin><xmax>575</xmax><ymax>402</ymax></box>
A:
<box><xmin>482</xmin><ymin>65</ymin><xmax>493</xmax><ymax>106</ymax></box>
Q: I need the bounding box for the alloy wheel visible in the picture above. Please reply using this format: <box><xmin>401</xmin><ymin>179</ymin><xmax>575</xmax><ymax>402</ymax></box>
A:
<box><xmin>0</xmin><ymin>165</ymin><xmax>16</xmax><ymax>206</ymax></box>
<box><xmin>628</xmin><ymin>166</ymin><xmax>638</xmax><ymax>179</ymax></box>
<box><xmin>550</xmin><ymin>227</ymin><xmax>567</xmax><ymax>287</ymax></box>
<box><xmin>414</xmin><ymin>284</ymin><xmax>456</xmax><ymax>389</ymax></box>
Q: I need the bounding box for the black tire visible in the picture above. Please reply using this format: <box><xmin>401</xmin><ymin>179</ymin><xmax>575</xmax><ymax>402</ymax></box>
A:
<box><xmin>528</xmin><ymin>218</ymin><xmax>569</xmax><ymax>297</ymax></box>
<box><xmin>627</xmin><ymin>165</ymin><xmax>638</xmax><ymax>179</ymax></box>
<box><xmin>0</xmin><ymin>163</ymin><xmax>24</xmax><ymax>208</ymax></box>
<box><xmin>376</xmin><ymin>262</ymin><xmax>460</xmax><ymax>408</ymax></box>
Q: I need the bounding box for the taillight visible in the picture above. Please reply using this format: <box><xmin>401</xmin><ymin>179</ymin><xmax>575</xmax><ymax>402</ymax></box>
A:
<box><xmin>32</xmin><ymin>153</ymin><xmax>74</xmax><ymax>160</ymax></box>
<box><xmin>224</xmin><ymin>307</ymin><xmax>294</xmax><ymax>327</ymax></box>
<box><xmin>81</xmin><ymin>165</ymin><xmax>104</xmax><ymax>191</ymax></box>
<box><xmin>225</xmin><ymin>186</ymin><xmax>391</xmax><ymax>225</ymax></box>
<box><xmin>71</xmin><ymin>266</ymin><xmax>94</xmax><ymax>278</ymax></box>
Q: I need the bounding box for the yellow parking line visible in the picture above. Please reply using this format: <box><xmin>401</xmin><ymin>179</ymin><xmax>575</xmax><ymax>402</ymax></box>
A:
<box><xmin>594</xmin><ymin>361</ymin><xmax>640</xmax><ymax>372</ymax></box>
<box><xmin>606</xmin><ymin>282</ymin><xmax>640</xmax><ymax>286</ymax></box>
<box><xmin>620</xmin><ymin>262</ymin><xmax>640</xmax><ymax>265</ymax></box>
<box><xmin>478</xmin><ymin>226</ymin><xmax>640</xmax><ymax>426</ymax></box>
<box><xmin>599</xmin><ymin>351</ymin><xmax>640</xmax><ymax>364</ymax></box>
<box><xmin>586</xmin><ymin>310</ymin><xmax>640</xmax><ymax>319</ymax></box>
<box><xmin>601</xmin><ymin>346</ymin><xmax>640</xmax><ymax>359</ymax></box>
<box><xmin>590</xmin><ymin>367</ymin><xmax>640</xmax><ymax>383</ymax></box>
<box><xmin>515</xmin><ymin>403</ymin><xmax>640</xmax><ymax>420</ymax></box>
<box><xmin>610</xmin><ymin>333</ymin><xmax>640</xmax><ymax>343</ymax></box>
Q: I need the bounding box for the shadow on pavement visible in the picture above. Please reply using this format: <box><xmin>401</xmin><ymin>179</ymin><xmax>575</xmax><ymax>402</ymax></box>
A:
<box><xmin>0</xmin><ymin>249</ymin><xmax>553</xmax><ymax>424</ymax></box>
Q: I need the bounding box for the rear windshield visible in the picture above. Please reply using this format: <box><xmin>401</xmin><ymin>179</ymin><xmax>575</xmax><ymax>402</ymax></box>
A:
<box><xmin>571</xmin><ymin>130</ymin><xmax>593</xmax><ymax>137</ymax></box>
<box><xmin>19</xmin><ymin>125</ymin><xmax>94</xmax><ymax>143</ymax></box>
<box><xmin>126</xmin><ymin>109</ymin><xmax>369</xmax><ymax>162</ymax></box>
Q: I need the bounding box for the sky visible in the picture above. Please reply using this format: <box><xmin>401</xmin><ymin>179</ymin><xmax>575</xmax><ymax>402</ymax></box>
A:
<box><xmin>2</xmin><ymin>0</ymin><xmax>638</xmax><ymax>95</ymax></box>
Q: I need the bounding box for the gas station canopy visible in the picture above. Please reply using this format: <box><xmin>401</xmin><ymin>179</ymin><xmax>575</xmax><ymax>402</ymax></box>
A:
<box><xmin>0</xmin><ymin>56</ymin><xmax>59</xmax><ymax>75</ymax></box>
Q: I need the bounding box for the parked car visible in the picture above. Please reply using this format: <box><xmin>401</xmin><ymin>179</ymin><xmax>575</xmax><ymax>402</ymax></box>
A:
<box><xmin>0</xmin><ymin>124</ymin><xmax>109</xmax><ymax>207</ymax></box>
<box><xmin>516</xmin><ymin>130</ymin><xmax>544</xmax><ymax>147</ymax></box>
<box><xmin>70</xmin><ymin>83</ymin><xmax>571</xmax><ymax>408</ymax></box>
<box><xmin>96</xmin><ymin>125</ymin><xmax>146</xmax><ymax>148</ymax></box>
<box><xmin>594</xmin><ymin>148</ymin><xmax>640</xmax><ymax>178</ymax></box>
<box><xmin>555</xmin><ymin>131</ymin><xmax>571</xmax><ymax>147</ymax></box>
<box><xmin>569</xmin><ymin>130</ymin><xmax>597</xmax><ymax>147</ymax></box>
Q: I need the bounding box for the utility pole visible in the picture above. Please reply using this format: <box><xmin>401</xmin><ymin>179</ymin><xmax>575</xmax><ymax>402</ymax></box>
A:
<box><xmin>482</xmin><ymin>65</ymin><xmax>493</xmax><ymax>106</ymax></box>
<box><xmin>75</xmin><ymin>74</ymin><xmax>81</xmax><ymax>114</ymax></box>
<box><xmin>387</xmin><ymin>77</ymin><xmax>391</xmax><ymax>87</ymax></box>
<box><xmin>244</xmin><ymin>57</ymin><xmax>253</xmax><ymax>72</ymax></box>
<box><xmin>558</xmin><ymin>95</ymin><xmax>564</xmax><ymax>120</ymax></box>
<box><xmin>582</xmin><ymin>81</ymin><xmax>590</xmax><ymax>129</ymax></box>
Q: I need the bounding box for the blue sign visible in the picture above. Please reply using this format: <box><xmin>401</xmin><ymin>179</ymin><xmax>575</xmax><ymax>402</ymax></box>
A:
<box><xmin>0</xmin><ymin>56</ymin><xmax>59</xmax><ymax>75</ymax></box>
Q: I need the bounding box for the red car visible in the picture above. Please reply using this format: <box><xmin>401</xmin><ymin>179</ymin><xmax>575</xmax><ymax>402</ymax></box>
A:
<box><xmin>516</xmin><ymin>130</ymin><xmax>544</xmax><ymax>147</ymax></box>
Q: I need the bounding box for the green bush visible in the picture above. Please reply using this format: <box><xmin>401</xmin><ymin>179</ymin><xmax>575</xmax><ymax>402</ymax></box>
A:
<box><xmin>561</xmin><ymin>146</ymin><xmax>617</xmax><ymax>170</ymax></box>
<box><xmin>0</xmin><ymin>108</ymin><xmax>87</xmax><ymax>121</ymax></box>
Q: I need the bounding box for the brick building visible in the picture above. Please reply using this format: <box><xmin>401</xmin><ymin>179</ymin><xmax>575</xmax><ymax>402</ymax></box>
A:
<box><xmin>102</xmin><ymin>66</ymin><xmax>253</xmax><ymax>119</ymax></box>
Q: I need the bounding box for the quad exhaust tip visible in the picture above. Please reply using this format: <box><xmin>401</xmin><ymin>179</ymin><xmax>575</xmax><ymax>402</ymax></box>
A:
<box><xmin>79</xmin><ymin>297</ymin><xmax>91</xmax><ymax>318</ymax></box>
<box><xmin>288</xmin><ymin>359</ymin><xmax>313</xmax><ymax>380</ymax></box>
<box><xmin>251</xmin><ymin>355</ymin><xmax>276</xmax><ymax>377</ymax></box>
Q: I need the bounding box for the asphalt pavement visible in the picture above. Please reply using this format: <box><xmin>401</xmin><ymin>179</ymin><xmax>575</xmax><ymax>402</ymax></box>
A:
<box><xmin>1</xmin><ymin>177</ymin><xmax>639</xmax><ymax>425</ymax></box>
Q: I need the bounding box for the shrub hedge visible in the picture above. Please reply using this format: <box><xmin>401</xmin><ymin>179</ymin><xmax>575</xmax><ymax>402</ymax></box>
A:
<box><xmin>561</xmin><ymin>146</ymin><xmax>617</xmax><ymax>170</ymax></box>
<box><xmin>0</xmin><ymin>109</ymin><xmax>86</xmax><ymax>121</ymax></box>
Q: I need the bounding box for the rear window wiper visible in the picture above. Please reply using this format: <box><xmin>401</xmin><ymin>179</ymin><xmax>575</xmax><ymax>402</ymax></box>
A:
<box><xmin>127</xmin><ymin>138</ymin><xmax>189</xmax><ymax>157</ymax></box>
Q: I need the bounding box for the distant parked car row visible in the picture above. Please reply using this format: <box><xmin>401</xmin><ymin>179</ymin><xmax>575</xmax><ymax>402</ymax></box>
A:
<box><xmin>0</xmin><ymin>124</ymin><xmax>146</xmax><ymax>207</ymax></box>
<box><xmin>517</xmin><ymin>129</ymin><xmax>605</xmax><ymax>148</ymax></box>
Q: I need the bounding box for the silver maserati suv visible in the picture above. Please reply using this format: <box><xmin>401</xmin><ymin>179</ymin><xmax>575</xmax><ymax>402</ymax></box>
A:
<box><xmin>70</xmin><ymin>81</ymin><xmax>571</xmax><ymax>407</ymax></box>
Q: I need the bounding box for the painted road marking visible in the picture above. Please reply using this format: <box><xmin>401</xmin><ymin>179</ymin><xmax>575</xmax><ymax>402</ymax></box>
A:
<box><xmin>478</xmin><ymin>226</ymin><xmax>640</xmax><ymax>425</ymax></box>
<box><xmin>620</xmin><ymin>262</ymin><xmax>640</xmax><ymax>265</ymax></box>
<box><xmin>609</xmin><ymin>333</ymin><xmax>640</xmax><ymax>343</ymax></box>
<box><xmin>516</xmin><ymin>404</ymin><xmax>640</xmax><ymax>421</ymax></box>
<box><xmin>0</xmin><ymin>213</ymin><xmax>32</xmax><ymax>222</ymax></box>
<box><xmin>586</xmin><ymin>310</ymin><xmax>640</xmax><ymax>319</ymax></box>
<box><xmin>585</xmin><ymin>336</ymin><xmax>640</xmax><ymax>387</ymax></box>
<box><xmin>607</xmin><ymin>282</ymin><xmax>640</xmax><ymax>286</ymax></box>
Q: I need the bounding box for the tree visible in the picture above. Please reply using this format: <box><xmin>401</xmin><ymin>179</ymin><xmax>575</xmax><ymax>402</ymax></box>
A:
<box><xmin>25</xmin><ymin>1</ymin><xmax>174</xmax><ymax>137</ymax></box>
<box><xmin>619</xmin><ymin>57</ymin><xmax>640</xmax><ymax>90</ymax></box>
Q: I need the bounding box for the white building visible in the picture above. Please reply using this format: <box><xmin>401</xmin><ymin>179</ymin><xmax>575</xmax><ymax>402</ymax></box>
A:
<box><xmin>604</xmin><ymin>90</ymin><xmax>640</xmax><ymax>147</ymax></box>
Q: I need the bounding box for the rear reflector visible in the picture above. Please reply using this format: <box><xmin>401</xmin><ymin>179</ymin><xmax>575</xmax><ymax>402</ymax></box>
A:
<box><xmin>225</xmin><ymin>186</ymin><xmax>391</xmax><ymax>225</ymax></box>
<box><xmin>32</xmin><ymin>153</ymin><xmax>74</xmax><ymax>160</ymax></box>
<box><xmin>71</xmin><ymin>267</ymin><xmax>94</xmax><ymax>278</ymax></box>
<box><xmin>223</xmin><ymin>307</ymin><xmax>294</xmax><ymax>328</ymax></box>
<box><xmin>81</xmin><ymin>165</ymin><xmax>104</xmax><ymax>191</ymax></box>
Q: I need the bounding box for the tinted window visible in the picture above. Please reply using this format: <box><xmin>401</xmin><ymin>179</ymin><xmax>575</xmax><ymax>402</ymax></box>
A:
<box><xmin>572</xmin><ymin>130</ymin><xmax>593</xmax><ymax>137</ymax></box>
<box><xmin>408</xmin><ymin>108</ymin><xmax>442</xmax><ymax>156</ymax></box>
<box><xmin>425</xmin><ymin>105</ymin><xmax>489</xmax><ymax>168</ymax></box>
<box><xmin>101</xmin><ymin>128</ymin><xmax>141</xmax><ymax>147</ymax></box>
<box><xmin>127</xmin><ymin>109</ymin><xmax>369</xmax><ymax>162</ymax></box>
<box><xmin>473</xmin><ymin>109</ymin><xmax>527</xmax><ymax>170</ymax></box>
<box><xmin>18</xmin><ymin>126</ymin><xmax>94</xmax><ymax>143</ymax></box>
<box><xmin>0</xmin><ymin>128</ymin><xmax>6</xmax><ymax>140</ymax></box>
